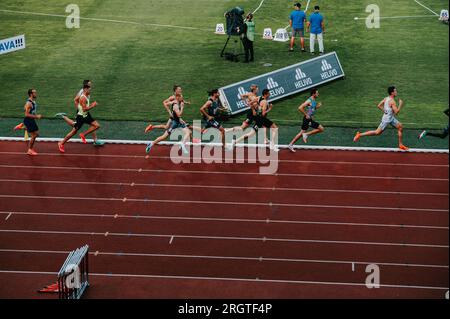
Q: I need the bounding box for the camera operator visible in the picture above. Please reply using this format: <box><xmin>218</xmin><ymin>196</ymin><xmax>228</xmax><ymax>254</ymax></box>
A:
<box><xmin>241</xmin><ymin>13</ymin><xmax>255</xmax><ymax>63</ymax></box>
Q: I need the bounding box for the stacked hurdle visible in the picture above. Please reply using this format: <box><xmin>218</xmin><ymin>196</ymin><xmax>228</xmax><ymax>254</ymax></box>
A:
<box><xmin>57</xmin><ymin>245</ymin><xmax>90</xmax><ymax>299</ymax></box>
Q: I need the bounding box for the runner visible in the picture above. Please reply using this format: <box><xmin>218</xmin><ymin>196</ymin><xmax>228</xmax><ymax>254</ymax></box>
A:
<box><xmin>229</xmin><ymin>89</ymin><xmax>279</xmax><ymax>151</ymax></box>
<box><xmin>200</xmin><ymin>89</ymin><xmax>226</xmax><ymax>147</ymax></box>
<box><xmin>58</xmin><ymin>83</ymin><xmax>101</xmax><ymax>153</ymax></box>
<box><xmin>353</xmin><ymin>86</ymin><xmax>409</xmax><ymax>151</ymax></box>
<box><xmin>227</xmin><ymin>84</ymin><xmax>259</xmax><ymax>133</ymax></box>
<box><xmin>145</xmin><ymin>93</ymin><xmax>190</xmax><ymax>154</ymax></box>
<box><xmin>288</xmin><ymin>88</ymin><xmax>325</xmax><ymax>152</ymax></box>
<box><xmin>419</xmin><ymin>108</ymin><xmax>449</xmax><ymax>139</ymax></box>
<box><xmin>145</xmin><ymin>85</ymin><xmax>185</xmax><ymax>133</ymax></box>
<box><xmin>22</xmin><ymin>88</ymin><xmax>42</xmax><ymax>156</ymax></box>
<box><xmin>55</xmin><ymin>80</ymin><xmax>103</xmax><ymax>146</ymax></box>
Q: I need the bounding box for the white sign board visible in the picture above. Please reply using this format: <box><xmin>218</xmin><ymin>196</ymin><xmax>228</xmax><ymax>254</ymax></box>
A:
<box><xmin>273</xmin><ymin>28</ymin><xmax>289</xmax><ymax>42</ymax></box>
<box><xmin>215</xmin><ymin>23</ymin><xmax>226</xmax><ymax>35</ymax></box>
<box><xmin>0</xmin><ymin>34</ymin><xmax>26</xmax><ymax>56</ymax></box>
<box><xmin>263</xmin><ymin>28</ymin><xmax>273</xmax><ymax>40</ymax></box>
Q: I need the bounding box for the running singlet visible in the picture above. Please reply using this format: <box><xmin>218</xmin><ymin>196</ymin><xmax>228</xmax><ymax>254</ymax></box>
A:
<box><xmin>306</xmin><ymin>98</ymin><xmax>317</xmax><ymax>117</ymax></box>
<box><xmin>206</xmin><ymin>98</ymin><xmax>220</xmax><ymax>118</ymax></box>
<box><xmin>171</xmin><ymin>101</ymin><xmax>183</xmax><ymax>123</ymax></box>
<box><xmin>27</xmin><ymin>99</ymin><xmax>37</xmax><ymax>115</ymax></box>
<box><xmin>383</xmin><ymin>96</ymin><xmax>394</xmax><ymax>119</ymax></box>
<box><xmin>256</xmin><ymin>97</ymin><xmax>265</xmax><ymax>116</ymax></box>
<box><xmin>77</xmin><ymin>94</ymin><xmax>90</xmax><ymax>118</ymax></box>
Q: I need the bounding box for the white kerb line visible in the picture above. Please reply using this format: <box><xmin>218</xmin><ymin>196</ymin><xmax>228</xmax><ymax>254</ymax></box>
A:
<box><xmin>413</xmin><ymin>0</ymin><xmax>440</xmax><ymax>16</ymax></box>
<box><xmin>0</xmin><ymin>9</ymin><xmax>211</xmax><ymax>32</ymax></box>
<box><xmin>353</xmin><ymin>15</ymin><xmax>438</xmax><ymax>20</ymax></box>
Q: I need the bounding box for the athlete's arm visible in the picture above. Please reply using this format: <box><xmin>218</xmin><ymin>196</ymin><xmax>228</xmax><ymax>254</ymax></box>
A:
<box><xmin>262</xmin><ymin>101</ymin><xmax>270</xmax><ymax>117</ymax></box>
<box><xmin>24</xmin><ymin>102</ymin><xmax>42</xmax><ymax>119</ymax></box>
<box><xmin>377</xmin><ymin>99</ymin><xmax>385</xmax><ymax>112</ymax></box>
<box><xmin>390</xmin><ymin>99</ymin><xmax>400</xmax><ymax>115</ymax></box>
<box><xmin>173</xmin><ymin>103</ymin><xmax>183</xmax><ymax>118</ymax></box>
<box><xmin>200</xmin><ymin>101</ymin><xmax>213</xmax><ymax>121</ymax></box>
<box><xmin>80</xmin><ymin>96</ymin><xmax>97</xmax><ymax>112</ymax></box>
<box><xmin>163</xmin><ymin>96</ymin><xmax>175</xmax><ymax>117</ymax></box>
<box><xmin>299</xmin><ymin>101</ymin><xmax>310</xmax><ymax>118</ymax></box>
<box><xmin>74</xmin><ymin>94</ymin><xmax>80</xmax><ymax>108</ymax></box>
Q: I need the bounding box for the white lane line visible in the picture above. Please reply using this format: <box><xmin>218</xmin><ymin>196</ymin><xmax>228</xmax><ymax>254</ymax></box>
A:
<box><xmin>1</xmin><ymin>211</ymin><xmax>447</xmax><ymax>230</ymax></box>
<box><xmin>0</xmin><ymin>164</ymin><xmax>447</xmax><ymax>182</ymax></box>
<box><xmin>413</xmin><ymin>0</ymin><xmax>440</xmax><ymax>16</ymax></box>
<box><xmin>0</xmin><ymin>9</ymin><xmax>211</xmax><ymax>31</ymax></box>
<box><xmin>0</xmin><ymin>194</ymin><xmax>447</xmax><ymax>213</ymax></box>
<box><xmin>1</xmin><ymin>151</ymin><xmax>447</xmax><ymax>168</ymax></box>
<box><xmin>1</xmin><ymin>179</ymin><xmax>446</xmax><ymax>197</ymax></box>
<box><xmin>252</xmin><ymin>0</ymin><xmax>266</xmax><ymax>14</ymax></box>
<box><xmin>354</xmin><ymin>14</ymin><xmax>438</xmax><ymax>20</ymax></box>
<box><xmin>0</xmin><ymin>270</ymin><xmax>447</xmax><ymax>291</ymax></box>
<box><xmin>5</xmin><ymin>213</ymin><xmax>12</xmax><ymax>221</ymax></box>
<box><xmin>0</xmin><ymin>229</ymin><xmax>447</xmax><ymax>248</ymax></box>
<box><xmin>0</xmin><ymin>137</ymin><xmax>448</xmax><ymax>154</ymax></box>
<box><xmin>0</xmin><ymin>249</ymin><xmax>447</xmax><ymax>269</ymax></box>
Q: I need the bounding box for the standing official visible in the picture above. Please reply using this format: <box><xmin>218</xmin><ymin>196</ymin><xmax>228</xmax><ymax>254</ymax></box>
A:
<box><xmin>242</xmin><ymin>13</ymin><xmax>255</xmax><ymax>63</ymax></box>
<box><xmin>289</xmin><ymin>3</ymin><xmax>307</xmax><ymax>52</ymax></box>
<box><xmin>307</xmin><ymin>6</ymin><xmax>325</xmax><ymax>55</ymax></box>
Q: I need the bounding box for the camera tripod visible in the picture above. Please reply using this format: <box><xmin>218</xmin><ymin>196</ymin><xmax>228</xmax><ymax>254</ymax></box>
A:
<box><xmin>220</xmin><ymin>35</ymin><xmax>245</xmax><ymax>62</ymax></box>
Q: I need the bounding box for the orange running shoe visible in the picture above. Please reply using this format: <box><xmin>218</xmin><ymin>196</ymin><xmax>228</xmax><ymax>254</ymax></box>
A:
<box><xmin>27</xmin><ymin>149</ymin><xmax>38</xmax><ymax>156</ymax></box>
<box><xmin>399</xmin><ymin>144</ymin><xmax>409</xmax><ymax>151</ymax></box>
<box><xmin>144</xmin><ymin>124</ymin><xmax>154</xmax><ymax>133</ymax></box>
<box><xmin>14</xmin><ymin>123</ymin><xmax>25</xmax><ymax>131</ymax></box>
<box><xmin>353</xmin><ymin>132</ymin><xmax>361</xmax><ymax>142</ymax></box>
<box><xmin>79</xmin><ymin>133</ymin><xmax>87</xmax><ymax>144</ymax></box>
<box><xmin>58</xmin><ymin>142</ymin><xmax>65</xmax><ymax>153</ymax></box>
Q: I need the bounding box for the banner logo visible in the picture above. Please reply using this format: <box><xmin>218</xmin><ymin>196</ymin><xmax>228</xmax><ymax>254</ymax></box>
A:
<box><xmin>267</xmin><ymin>77</ymin><xmax>279</xmax><ymax>90</ymax></box>
<box><xmin>321</xmin><ymin>60</ymin><xmax>332</xmax><ymax>71</ymax></box>
<box><xmin>295</xmin><ymin>68</ymin><xmax>307</xmax><ymax>80</ymax></box>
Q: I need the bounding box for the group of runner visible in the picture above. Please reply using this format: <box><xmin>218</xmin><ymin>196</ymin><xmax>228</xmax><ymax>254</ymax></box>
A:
<box><xmin>16</xmin><ymin>81</ymin><xmax>447</xmax><ymax>156</ymax></box>
<box><xmin>15</xmin><ymin>80</ymin><xmax>103</xmax><ymax>155</ymax></box>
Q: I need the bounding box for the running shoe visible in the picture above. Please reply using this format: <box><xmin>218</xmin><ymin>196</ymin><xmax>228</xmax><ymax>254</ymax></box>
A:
<box><xmin>418</xmin><ymin>130</ymin><xmax>427</xmax><ymax>139</ymax></box>
<box><xmin>288</xmin><ymin>144</ymin><xmax>296</xmax><ymax>153</ymax></box>
<box><xmin>93</xmin><ymin>140</ymin><xmax>105</xmax><ymax>146</ymax></box>
<box><xmin>302</xmin><ymin>133</ymin><xmax>308</xmax><ymax>144</ymax></box>
<box><xmin>399</xmin><ymin>144</ymin><xmax>409</xmax><ymax>151</ymax></box>
<box><xmin>289</xmin><ymin>48</ymin><xmax>294</xmax><ymax>52</ymax></box>
<box><xmin>353</xmin><ymin>132</ymin><xmax>361</xmax><ymax>142</ymax></box>
<box><xmin>27</xmin><ymin>149</ymin><xmax>38</xmax><ymax>156</ymax></box>
<box><xmin>54</xmin><ymin>113</ymin><xmax>67</xmax><ymax>119</ymax></box>
<box><xmin>270</xmin><ymin>143</ymin><xmax>279</xmax><ymax>152</ymax></box>
<box><xmin>79</xmin><ymin>133</ymin><xmax>87</xmax><ymax>144</ymax></box>
<box><xmin>144</xmin><ymin>124</ymin><xmax>153</xmax><ymax>133</ymax></box>
<box><xmin>13</xmin><ymin>123</ymin><xmax>24</xmax><ymax>131</ymax></box>
<box><xmin>227</xmin><ymin>140</ymin><xmax>235</xmax><ymax>151</ymax></box>
<box><xmin>145</xmin><ymin>142</ymin><xmax>153</xmax><ymax>154</ymax></box>
<box><xmin>181</xmin><ymin>144</ymin><xmax>189</xmax><ymax>155</ymax></box>
<box><xmin>58</xmin><ymin>142</ymin><xmax>65</xmax><ymax>153</ymax></box>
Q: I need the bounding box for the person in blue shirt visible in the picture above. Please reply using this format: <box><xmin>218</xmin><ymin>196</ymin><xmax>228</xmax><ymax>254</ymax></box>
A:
<box><xmin>307</xmin><ymin>5</ymin><xmax>325</xmax><ymax>55</ymax></box>
<box><xmin>289</xmin><ymin>3</ymin><xmax>307</xmax><ymax>52</ymax></box>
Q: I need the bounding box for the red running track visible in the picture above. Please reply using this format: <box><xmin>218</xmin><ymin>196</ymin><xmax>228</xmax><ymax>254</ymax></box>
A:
<box><xmin>0</xmin><ymin>141</ymin><xmax>448</xmax><ymax>299</ymax></box>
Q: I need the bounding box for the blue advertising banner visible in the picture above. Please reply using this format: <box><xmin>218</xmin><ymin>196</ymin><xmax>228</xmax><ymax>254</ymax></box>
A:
<box><xmin>219</xmin><ymin>51</ymin><xmax>345</xmax><ymax>114</ymax></box>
